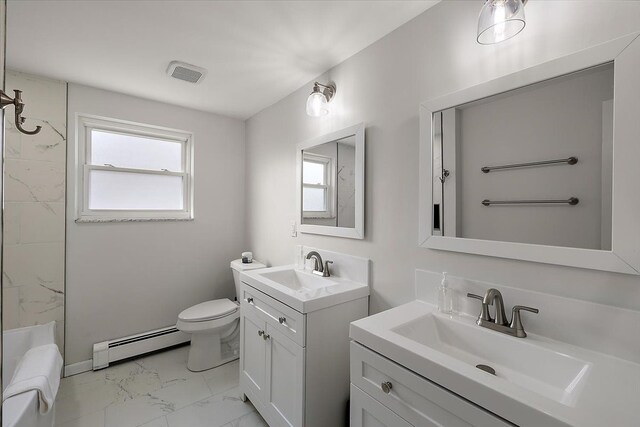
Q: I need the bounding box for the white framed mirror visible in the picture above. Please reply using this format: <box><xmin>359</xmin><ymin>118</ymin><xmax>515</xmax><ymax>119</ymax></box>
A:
<box><xmin>297</xmin><ymin>123</ymin><xmax>365</xmax><ymax>239</ymax></box>
<box><xmin>419</xmin><ymin>33</ymin><xmax>640</xmax><ymax>274</ymax></box>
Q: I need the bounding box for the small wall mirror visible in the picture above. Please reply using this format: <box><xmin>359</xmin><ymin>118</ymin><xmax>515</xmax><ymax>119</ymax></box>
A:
<box><xmin>297</xmin><ymin>123</ymin><xmax>364</xmax><ymax>239</ymax></box>
<box><xmin>419</xmin><ymin>33</ymin><xmax>640</xmax><ymax>274</ymax></box>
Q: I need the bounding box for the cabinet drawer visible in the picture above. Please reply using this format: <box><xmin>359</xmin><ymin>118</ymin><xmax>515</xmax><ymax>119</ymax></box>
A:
<box><xmin>242</xmin><ymin>284</ymin><xmax>305</xmax><ymax>347</ymax></box>
<box><xmin>351</xmin><ymin>384</ymin><xmax>412</xmax><ymax>427</ymax></box>
<box><xmin>350</xmin><ymin>342</ymin><xmax>513</xmax><ymax>427</ymax></box>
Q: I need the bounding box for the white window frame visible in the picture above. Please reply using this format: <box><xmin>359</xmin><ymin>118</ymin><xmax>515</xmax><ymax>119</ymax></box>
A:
<box><xmin>302</xmin><ymin>153</ymin><xmax>334</xmax><ymax>219</ymax></box>
<box><xmin>75</xmin><ymin>114</ymin><xmax>194</xmax><ymax>222</ymax></box>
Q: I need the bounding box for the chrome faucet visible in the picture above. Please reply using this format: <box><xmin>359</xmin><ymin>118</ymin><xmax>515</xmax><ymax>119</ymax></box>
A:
<box><xmin>467</xmin><ymin>288</ymin><xmax>538</xmax><ymax>338</ymax></box>
<box><xmin>483</xmin><ymin>288</ymin><xmax>508</xmax><ymax>326</ymax></box>
<box><xmin>305</xmin><ymin>251</ymin><xmax>333</xmax><ymax>277</ymax></box>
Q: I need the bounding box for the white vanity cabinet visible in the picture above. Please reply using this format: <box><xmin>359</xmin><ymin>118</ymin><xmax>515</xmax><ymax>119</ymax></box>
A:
<box><xmin>240</xmin><ymin>282</ymin><xmax>369</xmax><ymax>427</ymax></box>
<box><xmin>350</xmin><ymin>342</ymin><xmax>513</xmax><ymax>427</ymax></box>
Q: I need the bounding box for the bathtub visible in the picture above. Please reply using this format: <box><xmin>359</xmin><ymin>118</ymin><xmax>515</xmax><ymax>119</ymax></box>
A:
<box><xmin>2</xmin><ymin>322</ymin><xmax>58</xmax><ymax>427</ymax></box>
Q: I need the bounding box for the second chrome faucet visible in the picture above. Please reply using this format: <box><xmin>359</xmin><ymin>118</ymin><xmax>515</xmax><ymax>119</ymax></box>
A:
<box><xmin>467</xmin><ymin>288</ymin><xmax>538</xmax><ymax>338</ymax></box>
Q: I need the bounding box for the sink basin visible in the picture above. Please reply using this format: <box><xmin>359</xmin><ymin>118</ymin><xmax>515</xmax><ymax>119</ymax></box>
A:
<box><xmin>258</xmin><ymin>269</ymin><xmax>338</xmax><ymax>291</ymax></box>
<box><xmin>241</xmin><ymin>265</ymin><xmax>369</xmax><ymax>313</ymax></box>
<box><xmin>391</xmin><ymin>313</ymin><xmax>591</xmax><ymax>406</ymax></box>
<box><xmin>350</xmin><ymin>300</ymin><xmax>640</xmax><ymax>427</ymax></box>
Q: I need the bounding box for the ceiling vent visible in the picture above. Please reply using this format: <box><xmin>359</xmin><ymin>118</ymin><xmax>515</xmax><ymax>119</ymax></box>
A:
<box><xmin>167</xmin><ymin>61</ymin><xmax>207</xmax><ymax>84</ymax></box>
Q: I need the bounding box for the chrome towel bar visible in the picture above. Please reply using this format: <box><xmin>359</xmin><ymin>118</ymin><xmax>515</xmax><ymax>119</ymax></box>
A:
<box><xmin>481</xmin><ymin>157</ymin><xmax>577</xmax><ymax>173</ymax></box>
<box><xmin>482</xmin><ymin>198</ymin><xmax>579</xmax><ymax>206</ymax></box>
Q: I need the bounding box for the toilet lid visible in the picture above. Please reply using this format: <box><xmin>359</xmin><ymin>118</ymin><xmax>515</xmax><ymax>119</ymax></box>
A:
<box><xmin>178</xmin><ymin>299</ymin><xmax>238</xmax><ymax>322</ymax></box>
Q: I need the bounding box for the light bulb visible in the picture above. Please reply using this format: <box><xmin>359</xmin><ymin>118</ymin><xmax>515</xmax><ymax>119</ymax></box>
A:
<box><xmin>306</xmin><ymin>91</ymin><xmax>328</xmax><ymax>117</ymax></box>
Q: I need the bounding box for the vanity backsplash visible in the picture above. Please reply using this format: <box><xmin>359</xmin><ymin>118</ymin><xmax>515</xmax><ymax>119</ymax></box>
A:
<box><xmin>415</xmin><ymin>269</ymin><xmax>640</xmax><ymax>364</ymax></box>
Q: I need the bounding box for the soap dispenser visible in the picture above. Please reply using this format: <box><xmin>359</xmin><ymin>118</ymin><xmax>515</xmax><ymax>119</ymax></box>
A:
<box><xmin>437</xmin><ymin>272</ymin><xmax>453</xmax><ymax>314</ymax></box>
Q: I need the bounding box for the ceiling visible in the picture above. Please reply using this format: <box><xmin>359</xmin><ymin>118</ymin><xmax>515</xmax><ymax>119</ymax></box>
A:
<box><xmin>6</xmin><ymin>1</ymin><xmax>438</xmax><ymax>119</ymax></box>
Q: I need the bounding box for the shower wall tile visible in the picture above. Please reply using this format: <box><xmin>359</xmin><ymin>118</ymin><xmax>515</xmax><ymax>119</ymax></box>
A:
<box><xmin>20</xmin><ymin>284</ymin><xmax>65</xmax><ymax>326</ymax></box>
<box><xmin>3</xmin><ymin>203</ymin><xmax>21</xmax><ymax>245</ymax></box>
<box><xmin>20</xmin><ymin>121</ymin><xmax>67</xmax><ymax>163</ymax></box>
<box><xmin>3</xmin><ymin>286</ymin><xmax>20</xmax><ymax>330</ymax></box>
<box><xmin>4</xmin><ymin>159</ymin><xmax>65</xmax><ymax>202</ymax></box>
<box><xmin>5</xmin><ymin>124</ymin><xmax>22</xmax><ymax>159</ymax></box>
<box><xmin>19</xmin><ymin>202</ymin><xmax>65</xmax><ymax>243</ymax></box>
<box><xmin>2</xmin><ymin>70</ymin><xmax>67</xmax><ymax>355</ymax></box>
<box><xmin>3</xmin><ymin>242</ymin><xmax>65</xmax><ymax>287</ymax></box>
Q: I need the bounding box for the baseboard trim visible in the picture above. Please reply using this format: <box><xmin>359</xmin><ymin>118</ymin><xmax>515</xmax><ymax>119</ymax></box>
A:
<box><xmin>64</xmin><ymin>359</ymin><xmax>93</xmax><ymax>377</ymax></box>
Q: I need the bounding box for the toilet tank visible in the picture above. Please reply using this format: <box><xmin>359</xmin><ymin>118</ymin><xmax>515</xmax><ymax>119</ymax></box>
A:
<box><xmin>230</xmin><ymin>259</ymin><xmax>266</xmax><ymax>300</ymax></box>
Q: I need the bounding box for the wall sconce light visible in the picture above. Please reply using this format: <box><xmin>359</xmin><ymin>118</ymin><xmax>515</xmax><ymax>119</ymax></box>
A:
<box><xmin>477</xmin><ymin>0</ymin><xmax>527</xmax><ymax>45</ymax></box>
<box><xmin>306</xmin><ymin>81</ymin><xmax>336</xmax><ymax>117</ymax></box>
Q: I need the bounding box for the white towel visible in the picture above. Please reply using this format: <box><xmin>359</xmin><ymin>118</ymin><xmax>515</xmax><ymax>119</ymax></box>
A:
<box><xmin>2</xmin><ymin>344</ymin><xmax>63</xmax><ymax>414</ymax></box>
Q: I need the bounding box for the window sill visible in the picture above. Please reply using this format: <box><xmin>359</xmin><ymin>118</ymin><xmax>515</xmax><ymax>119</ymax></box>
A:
<box><xmin>75</xmin><ymin>217</ymin><xmax>194</xmax><ymax>223</ymax></box>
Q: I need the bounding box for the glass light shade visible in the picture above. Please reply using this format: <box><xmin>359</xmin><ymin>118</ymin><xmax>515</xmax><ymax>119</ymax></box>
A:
<box><xmin>306</xmin><ymin>90</ymin><xmax>328</xmax><ymax>117</ymax></box>
<box><xmin>477</xmin><ymin>0</ymin><xmax>526</xmax><ymax>45</ymax></box>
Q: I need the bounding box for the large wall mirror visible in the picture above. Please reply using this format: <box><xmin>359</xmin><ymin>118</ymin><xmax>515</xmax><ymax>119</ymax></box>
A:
<box><xmin>297</xmin><ymin>123</ymin><xmax>364</xmax><ymax>239</ymax></box>
<box><xmin>419</xmin><ymin>33</ymin><xmax>640</xmax><ymax>274</ymax></box>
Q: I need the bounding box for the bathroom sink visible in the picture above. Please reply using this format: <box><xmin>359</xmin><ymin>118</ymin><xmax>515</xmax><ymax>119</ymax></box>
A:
<box><xmin>258</xmin><ymin>269</ymin><xmax>338</xmax><ymax>291</ymax></box>
<box><xmin>241</xmin><ymin>265</ymin><xmax>369</xmax><ymax>313</ymax></box>
<box><xmin>350</xmin><ymin>300</ymin><xmax>640</xmax><ymax>427</ymax></box>
<box><xmin>391</xmin><ymin>313</ymin><xmax>590</xmax><ymax>406</ymax></box>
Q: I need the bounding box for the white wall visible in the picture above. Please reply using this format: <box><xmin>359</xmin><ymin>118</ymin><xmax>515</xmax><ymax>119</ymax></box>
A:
<box><xmin>66</xmin><ymin>84</ymin><xmax>245</xmax><ymax>364</ymax></box>
<box><xmin>3</xmin><ymin>70</ymin><xmax>67</xmax><ymax>350</ymax></box>
<box><xmin>245</xmin><ymin>1</ymin><xmax>640</xmax><ymax>318</ymax></box>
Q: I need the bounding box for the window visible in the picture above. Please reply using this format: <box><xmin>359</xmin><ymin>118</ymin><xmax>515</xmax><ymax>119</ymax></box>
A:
<box><xmin>302</xmin><ymin>153</ymin><xmax>333</xmax><ymax>218</ymax></box>
<box><xmin>76</xmin><ymin>115</ymin><xmax>193</xmax><ymax>221</ymax></box>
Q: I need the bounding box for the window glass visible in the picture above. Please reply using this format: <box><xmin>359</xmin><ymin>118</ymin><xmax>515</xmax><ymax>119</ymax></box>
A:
<box><xmin>91</xmin><ymin>130</ymin><xmax>183</xmax><ymax>171</ymax></box>
<box><xmin>88</xmin><ymin>170</ymin><xmax>183</xmax><ymax>210</ymax></box>
<box><xmin>302</xmin><ymin>187</ymin><xmax>326</xmax><ymax>212</ymax></box>
<box><xmin>303</xmin><ymin>161</ymin><xmax>325</xmax><ymax>185</ymax></box>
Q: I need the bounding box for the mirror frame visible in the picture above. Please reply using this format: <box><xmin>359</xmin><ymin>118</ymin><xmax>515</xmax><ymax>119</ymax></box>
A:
<box><xmin>419</xmin><ymin>33</ymin><xmax>640</xmax><ymax>274</ymax></box>
<box><xmin>296</xmin><ymin>123</ymin><xmax>365</xmax><ymax>239</ymax></box>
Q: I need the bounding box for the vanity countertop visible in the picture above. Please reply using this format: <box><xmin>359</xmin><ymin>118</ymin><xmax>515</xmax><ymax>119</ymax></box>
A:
<box><xmin>241</xmin><ymin>264</ymin><xmax>369</xmax><ymax>313</ymax></box>
<box><xmin>350</xmin><ymin>300</ymin><xmax>640</xmax><ymax>427</ymax></box>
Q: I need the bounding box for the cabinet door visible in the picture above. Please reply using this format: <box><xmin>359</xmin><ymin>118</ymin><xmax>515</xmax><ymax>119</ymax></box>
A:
<box><xmin>265</xmin><ymin>324</ymin><xmax>305</xmax><ymax>427</ymax></box>
<box><xmin>351</xmin><ymin>385</ymin><xmax>413</xmax><ymax>427</ymax></box>
<box><xmin>240</xmin><ymin>308</ymin><xmax>267</xmax><ymax>403</ymax></box>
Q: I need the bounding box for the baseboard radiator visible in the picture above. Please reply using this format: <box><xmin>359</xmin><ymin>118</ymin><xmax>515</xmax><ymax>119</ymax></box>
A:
<box><xmin>92</xmin><ymin>326</ymin><xmax>190</xmax><ymax>370</ymax></box>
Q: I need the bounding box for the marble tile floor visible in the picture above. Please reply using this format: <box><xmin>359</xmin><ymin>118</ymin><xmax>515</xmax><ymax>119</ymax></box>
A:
<box><xmin>55</xmin><ymin>346</ymin><xmax>267</xmax><ymax>427</ymax></box>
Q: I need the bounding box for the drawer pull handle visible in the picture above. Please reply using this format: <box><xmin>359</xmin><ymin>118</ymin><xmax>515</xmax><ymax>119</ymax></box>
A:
<box><xmin>263</xmin><ymin>333</ymin><xmax>270</xmax><ymax>340</ymax></box>
<box><xmin>279</xmin><ymin>317</ymin><xmax>286</xmax><ymax>324</ymax></box>
<box><xmin>258</xmin><ymin>330</ymin><xmax>264</xmax><ymax>337</ymax></box>
<box><xmin>246</xmin><ymin>297</ymin><xmax>254</xmax><ymax>304</ymax></box>
<box><xmin>381</xmin><ymin>381</ymin><xmax>393</xmax><ymax>394</ymax></box>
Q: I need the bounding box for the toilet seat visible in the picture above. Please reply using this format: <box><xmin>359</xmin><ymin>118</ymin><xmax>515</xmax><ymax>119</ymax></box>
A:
<box><xmin>178</xmin><ymin>299</ymin><xmax>238</xmax><ymax>323</ymax></box>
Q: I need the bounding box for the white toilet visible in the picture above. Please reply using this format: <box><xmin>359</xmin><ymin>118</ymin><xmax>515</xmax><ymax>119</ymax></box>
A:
<box><xmin>177</xmin><ymin>259</ymin><xmax>266</xmax><ymax>371</ymax></box>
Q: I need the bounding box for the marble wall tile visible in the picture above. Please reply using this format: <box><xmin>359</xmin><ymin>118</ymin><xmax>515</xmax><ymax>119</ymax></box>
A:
<box><xmin>20</xmin><ymin>121</ymin><xmax>67</xmax><ymax>163</ymax></box>
<box><xmin>56</xmin><ymin>319</ymin><xmax>66</xmax><ymax>353</ymax></box>
<box><xmin>4</xmin><ymin>159</ymin><xmax>65</xmax><ymax>203</ymax></box>
<box><xmin>19</xmin><ymin>283</ymin><xmax>64</xmax><ymax>326</ymax></box>
<box><xmin>5</xmin><ymin>123</ymin><xmax>22</xmax><ymax>159</ymax></box>
<box><xmin>3</xmin><ymin>203</ymin><xmax>21</xmax><ymax>245</ymax></box>
<box><xmin>6</xmin><ymin>71</ymin><xmax>66</xmax><ymax>124</ymax></box>
<box><xmin>3</xmin><ymin>286</ymin><xmax>21</xmax><ymax>330</ymax></box>
<box><xmin>3</xmin><ymin>242</ymin><xmax>65</xmax><ymax>287</ymax></box>
<box><xmin>2</xmin><ymin>70</ymin><xmax>67</xmax><ymax>360</ymax></box>
<box><xmin>19</xmin><ymin>202</ymin><xmax>65</xmax><ymax>243</ymax></box>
